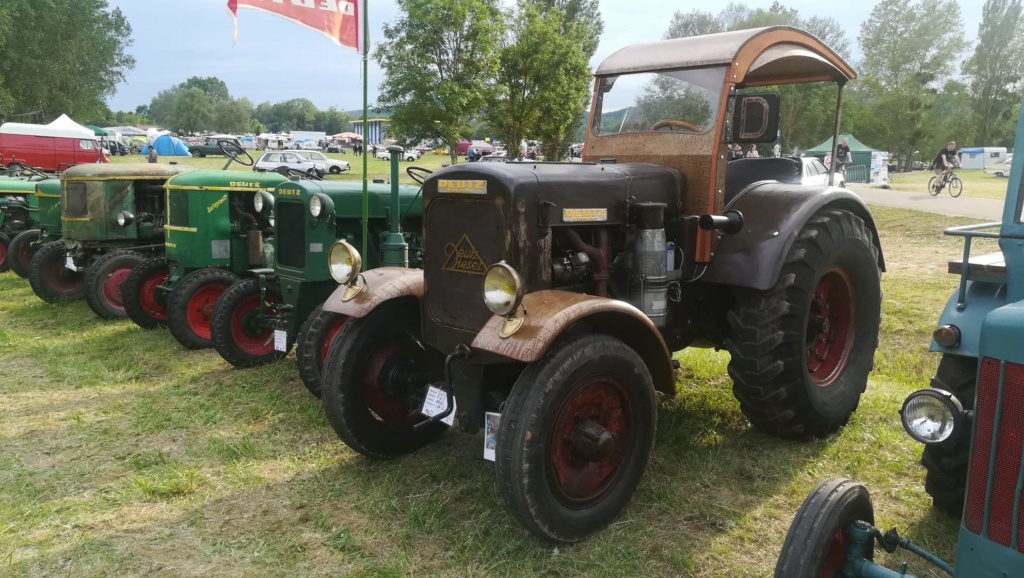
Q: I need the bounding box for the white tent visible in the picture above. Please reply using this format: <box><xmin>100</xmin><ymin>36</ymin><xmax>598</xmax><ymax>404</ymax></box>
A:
<box><xmin>0</xmin><ymin>114</ymin><xmax>96</xmax><ymax>140</ymax></box>
<box><xmin>105</xmin><ymin>125</ymin><xmax>148</xmax><ymax>137</ymax></box>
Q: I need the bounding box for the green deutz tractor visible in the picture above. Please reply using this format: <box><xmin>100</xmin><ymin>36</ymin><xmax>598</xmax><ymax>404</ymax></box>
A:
<box><xmin>773</xmin><ymin>92</ymin><xmax>1024</xmax><ymax>578</ymax></box>
<box><xmin>13</xmin><ymin>178</ymin><xmax>64</xmax><ymax>279</ymax></box>
<box><xmin>120</xmin><ymin>167</ymin><xmax>288</xmax><ymax>349</ymax></box>
<box><xmin>209</xmin><ymin>152</ymin><xmax>426</xmax><ymax>396</ymax></box>
<box><xmin>0</xmin><ymin>162</ymin><xmax>54</xmax><ymax>274</ymax></box>
<box><xmin>29</xmin><ymin>163</ymin><xmax>194</xmax><ymax>317</ymax></box>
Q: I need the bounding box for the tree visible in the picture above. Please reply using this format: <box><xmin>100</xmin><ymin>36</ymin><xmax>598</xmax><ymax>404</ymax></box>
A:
<box><xmin>858</xmin><ymin>0</ymin><xmax>967</xmax><ymax>170</ymax></box>
<box><xmin>963</xmin><ymin>0</ymin><xmax>1024</xmax><ymax>146</ymax></box>
<box><xmin>173</xmin><ymin>88</ymin><xmax>214</xmax><ymax>134</ymax></box>
<box><xmin>213</xmin><ymin>98</ymin><xmax>253</xmax><ymax>134</ymax></box>
<box><xmin>375</xmin><ymin>0</ymin><xmax>503</xmax><ymax>163</ymax></box>
<box><xmin>179</xmin><ymin>77</ymin><xmax>231</xmax><ymax>103</ymax></box>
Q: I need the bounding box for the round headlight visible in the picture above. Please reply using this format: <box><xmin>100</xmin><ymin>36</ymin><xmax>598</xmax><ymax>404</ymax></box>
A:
<box><xmin>116</xmin><ymin>211</ymin><xmax>134</xmax><ymax>227</ymax></box>
<box><xmin>310</xmin><ymin>194</ymin><xmax>323</xmax><ymax>218</ymax></box>
<box><xmin>900</xmin><ymin>389</ymin><xmax>965</xmax><ymax>444</ymax></box>
<box><xmin>482</xmin><ymin>262</ymin><xmax>523</xmax><ymax>316</ymax></box>
<box><xmin>328</xmin><ymin>240</ymin><xmax>361</xmax><ymax>284</ymax></box>
<box><xmin>253</xmin><ymin>191</ymin><xmax>264</xmax><ymax>212</ymax></box>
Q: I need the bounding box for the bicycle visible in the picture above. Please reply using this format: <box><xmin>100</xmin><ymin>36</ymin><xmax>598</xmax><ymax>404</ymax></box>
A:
<box><xmin>929</xmin><ymin>167</ymin><xmax>963</xmax><ymax>198</ymax></box>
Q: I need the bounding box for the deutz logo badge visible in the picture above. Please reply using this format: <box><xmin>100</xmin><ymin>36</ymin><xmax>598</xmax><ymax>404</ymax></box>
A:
<box><xmin>437</xmin><ymin>179</ymin><xmax>487</xmax><ymax>194</ymax></box>
<box><xmin>562</xmin><ymin>208</ymin><xmax>608</xmax><ymax>222</ymax></box>
<box><xmin>442</xmin><ymin>234</ymin><xmax>487</xmax><ymax>276</ymax></box>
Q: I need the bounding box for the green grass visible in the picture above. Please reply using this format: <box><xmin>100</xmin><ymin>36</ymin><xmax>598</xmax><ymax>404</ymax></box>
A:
<box><xmin>0</xmin><ymin>206</ymin><xmax>983</xmax><ymax>577</ymax></box>
<box><xmin>886</xmin><ymin>168</ymin><xmax>1010</xmax><ymax>200</ymax></box>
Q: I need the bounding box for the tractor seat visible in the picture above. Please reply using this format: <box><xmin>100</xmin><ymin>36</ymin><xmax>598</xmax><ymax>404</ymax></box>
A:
<box><xmin>725</xmin><ymin>157</ymin><xmax>802</xmax><ymax>205</ymax></box>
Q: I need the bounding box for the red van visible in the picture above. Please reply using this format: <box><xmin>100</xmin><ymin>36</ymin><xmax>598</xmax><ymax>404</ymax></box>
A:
<box><xmin>0</xmin><ymin>114</ymin><xmax>107</xmax><ymax>171</ymax></box>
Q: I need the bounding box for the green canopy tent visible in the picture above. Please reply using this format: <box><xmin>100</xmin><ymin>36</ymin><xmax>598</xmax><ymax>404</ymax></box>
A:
<box><xmin>806</xmin><ymin>133</ymin><xmax>880</xmax><ymax>177</ymax></box>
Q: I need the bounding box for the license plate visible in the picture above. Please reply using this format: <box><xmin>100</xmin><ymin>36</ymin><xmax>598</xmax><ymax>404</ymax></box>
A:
<box><xmin>273</xmin><ymin>330</ymin><xmax>287</xmax><ymax>352</ymax></box>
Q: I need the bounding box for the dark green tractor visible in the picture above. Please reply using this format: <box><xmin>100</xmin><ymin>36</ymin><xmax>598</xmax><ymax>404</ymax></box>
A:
<box><xmin>12</xmin><ymin>178</ymin><xmax>64</xmax><ymax>279</ymax></box>
<box><xmin>28</xmin><ymin>163</ymin><xmax>194</xmax><ymax>317</ymax></box>
<box><xmin>209</xmin><ymin>155</ymin><xmax>426</xmax><ymax>396</ymax></box>
<box><xmin>0</xmin><ymin>162</ymin><xmax>54</xmax><ymax>275</ymax></box>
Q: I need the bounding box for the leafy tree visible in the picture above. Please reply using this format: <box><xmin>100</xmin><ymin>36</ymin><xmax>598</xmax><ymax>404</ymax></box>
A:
<box><xmin>375</xmin><ymin>0</ymin><xmax>503</xmax><ymax>163</ymax></box>
<box><xmin>315</xmin><ymin>107</ymin><xmax>352</xmax><ymax>135</ymax></box>
<box><xmin>173</xmin><ymin>88</ymin><xmax>214</xmax><ymax>134</ymax></box>
<box><xmin>924</xmin><ymin>80</ymin><xmax>976</xmax><ymax>156</ymax></box>
<box><xmin>148</xmin><ymin>88</ymin><xmax>180</xmax><ymax>127</ymax></box>
<box><xmin>213</xmin><ymin>98</ymin><xmax>254</xmax><ymax>134</ymax></box>
<box><xmin>963</xmin><ymin>0</ymin><xmax>1024</xmax><ymax>146</ymax></box>
<box><xmin>180</xmin><ymin>77</ymin><xmax>231</xmax><ymax>103</ymax></box>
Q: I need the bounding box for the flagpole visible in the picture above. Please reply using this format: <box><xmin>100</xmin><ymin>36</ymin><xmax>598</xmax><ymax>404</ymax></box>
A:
<box><xmin>360</xmin><ymin>0</ymin><xmax>369</xmax><ymax>258</ymax></box>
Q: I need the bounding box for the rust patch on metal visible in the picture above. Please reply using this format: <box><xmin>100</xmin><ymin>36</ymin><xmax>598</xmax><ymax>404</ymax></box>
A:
<box><xmin>321</xmin><ymin>267</ymin><xmax>423</xmax><ymax>318</ymax></box>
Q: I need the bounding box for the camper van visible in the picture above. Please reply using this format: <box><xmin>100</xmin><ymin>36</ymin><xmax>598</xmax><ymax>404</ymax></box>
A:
<box><xmin>960</xmin><ymin>146</ymin><xmax>1008</xmax><ymax>169</ymax></box>
<box><xmin>0</xmin><ymin>115</ymin><xmax>106</xmax><ymax>171</ymax></box>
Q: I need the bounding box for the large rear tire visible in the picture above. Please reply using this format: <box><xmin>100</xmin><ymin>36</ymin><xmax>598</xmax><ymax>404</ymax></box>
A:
<box><xmin>726</xmin><ymin>209</ymin><xmax>881</xmax><ymax>439</ymax></box>
<box><xmin>29</xmin><ymin>241</ymin><xmax>86</xmax><ymax>303</ymax></box>
<box><xmin>774</xmin><ymin>478</ymin><xmax>875</xmax><ymax>577</ymax></box>
<box><xmin>166</xmin><ymin>268</ymin><xmax>238</xmax><ymax>350</ymax></box>
<box><xmin>210</xmin><ymin>278</ymin><xmax>290</xmax><ymax>368</ymax></box>
<box><xmin>8</xmin><ymin>228</ymin><xmax>41</xmax><ymax>278</ymax></box>
<box><xmin>295</xmin><ymin>305</ymin><xmax>348</xmax><ymax>398</ymax></box>
<box><xmin>0</xmin><ymin>231</ymin><xmax>10</xmax><ymax>273</ymax></box>
<box><xmin>922</xmin><ymin>354</ymin><xmax>977</xmax><ymax>517</ymax></box>
<box><xmin>122</xmin><ymin>257</ymin><xmax>171</xmax><ymax>329</ymax></box>
<box><xmin>321</xmin><ymin>299</ymin><xmax>447</xmax><ymax>459</ymax></box>
<box><xmin>495</xmin><ymin>334</ymin><xmax>657</xmax><ymax>542</ymax></box>
<box><xmin>84</xmin><ymin>250</ymin><xmax>144</xmax><ymax>320</ymax></box>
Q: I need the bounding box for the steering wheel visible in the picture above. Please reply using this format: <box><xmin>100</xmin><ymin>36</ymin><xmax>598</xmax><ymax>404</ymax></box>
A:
<box><xmin>7</xmin><ymin>161</ymin><xmax>48</xmax><ymax>180</ymax></box>
<box><xmin>651</xmin><ymin>119</ymin><xmax>702</xmax><ymax>133</ymax></box>
<box><xmin>219</xmin><ymin>140</ymin><xmax>254</xmax><ymax>167</ymax></box>
<box><xmin>406</xmin><ymin>166</ymin><xmax>432</xmax><ymax>185</ymax></box>
<box><xmin>275</xmin><ymin>166</ymin><xmax>323</xmax><ymax>181</ymax></box>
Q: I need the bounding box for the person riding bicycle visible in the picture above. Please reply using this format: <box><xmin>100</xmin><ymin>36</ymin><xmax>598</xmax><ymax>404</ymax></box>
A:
<box><xmin>931</xmin><ymin>141</ymin><xmax>960</xmax><ymax>191</ymax></box>
<box><xmin>834</xmin><ymin>137</ymin><xmax>852</xmax><ymax>174</ymax></box>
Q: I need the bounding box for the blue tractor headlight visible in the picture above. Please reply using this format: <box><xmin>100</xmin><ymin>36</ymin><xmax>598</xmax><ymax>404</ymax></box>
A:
<box><xmin>900</xmin><ymin>389</ymin><xmax>965</xmax><ymax>444</ymax></box>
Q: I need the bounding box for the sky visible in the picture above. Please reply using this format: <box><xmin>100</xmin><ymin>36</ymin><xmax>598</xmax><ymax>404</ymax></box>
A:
<box><xmin>106</xmin><ymin>0</ymin><xmax>987</xmax><ymax>113</ymax></box>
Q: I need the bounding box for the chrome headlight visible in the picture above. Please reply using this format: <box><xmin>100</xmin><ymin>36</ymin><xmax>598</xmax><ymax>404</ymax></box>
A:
<box><xmin>253</xmin><ymin>191</ymin><xmax>264</xmax><ymax>212</ymax></box>
<box><xmin>310</xmin><ymin>193</ymin><xmax>332</xmax><ymax>218</ymax></box>
<box><xmin>116</xmin><ymin>211</ymin><xmax>134</xmax><ymax>227</ymax></box>
<box><xmin>328</xmin><ymin>240</ymin><xmax>361</xmax><ymax>284</ymax></box>
<box><xmin>900</xmin><ymin>389</ymin><xmax>965</xmax><ymax>444</ymax></box>
<box><xmin>482</xmin><ymin>262</ymin><xmax>523</xmax><ymax>316</ymax></box>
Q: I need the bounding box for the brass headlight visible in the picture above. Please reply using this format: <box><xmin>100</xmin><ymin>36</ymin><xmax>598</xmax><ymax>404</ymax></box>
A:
<box><xmin>328</xmin><ymin>240</ymin><xmax>361</xmax><ymax>284</ymax></box>
<box><xmin>482</xmin><ymin>262</ymin><xmax>523</xmax><ymax>316</ymax></box>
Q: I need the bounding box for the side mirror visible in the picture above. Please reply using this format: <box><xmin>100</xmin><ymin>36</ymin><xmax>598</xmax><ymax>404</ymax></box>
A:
<box><xmin>729</xmin><ymin>93</ymin><xmax>781</xmax><ymax>143</ymax></box>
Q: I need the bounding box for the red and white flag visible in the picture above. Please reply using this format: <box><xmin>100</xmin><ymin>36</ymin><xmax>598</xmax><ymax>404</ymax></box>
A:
<box><xmin>227</xmin><ymin>0</ymin><xmax>360</xmax><ymax>51</ymax></box>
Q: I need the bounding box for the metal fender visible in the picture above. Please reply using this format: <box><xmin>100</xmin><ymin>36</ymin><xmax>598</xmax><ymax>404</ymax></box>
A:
<box><xmin>930</xmin><ymin>280</ymin><xmax>1006</xmax><ymax>359</ymax></box>
<box><xmin>470</xmin><ymin>290</ymin><xmax>675</xmax><ymax>396</ymax></box>
<box><xmin>321</xmin><ymin>267</ymin><xmax>423</xmax><ymax>318</ymax></box>
<box><xmin>978</xmin><ymin>299</ymin><xmax>1024</xmax><ymax>366</ymax></box>
<box><xmin>701</xmin><ymin>184</ymin><xmax>885</xmax><ymax>291</ymax></box>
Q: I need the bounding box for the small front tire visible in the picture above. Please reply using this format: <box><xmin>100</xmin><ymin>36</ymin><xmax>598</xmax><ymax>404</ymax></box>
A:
<box><xmin>922</xmin><ymin>354</ymin><xmax>977</xmax><ymax>517</ymax></box>
<box><xmin>295</xmin><ymin>305</ymin><xmax>348</xmax><ymax>397</ymax></box>
<box><xmin>8</xmin><ymin>228</ymin><xmax>41</xmax><ymax>278</ymax></box>
<box><xmin>29</xmin><ymin>242</ymin><xmax>85</xmax><ymax>303</ymax></box>
<box><xmin>122</xmin><ymin>257</ymin><xmax>171</xmax><ymax>329</ymax></box>
<box><xmin>166</xmin><ymin>268</ymin><xmax>238</xmax><ymax>350</ymax></box>
<box><xmin>210</xmin><ymin>278</ymin><xmax>290</xmax><ymax>368</ymax></box>
<box><xmin>84</xmin><ymin>250</ymin><xmax>145</xmax><ymax>319</ymax></box>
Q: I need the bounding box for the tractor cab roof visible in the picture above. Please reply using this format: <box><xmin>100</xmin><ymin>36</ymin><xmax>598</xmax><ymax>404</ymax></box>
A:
<box><xmin>63</xmin><ymin>163</ymin><xmax>195</xmax><ymax>181</ymax></box>
<box><xmin>165</xmin><ymin>170</ymin><xmax>288</xmax><ymax>192</ymax></box>
<box><xmin>595</xmin><ymin>26</ymin><xmax>855</xmax><ymax>86</ymax></box>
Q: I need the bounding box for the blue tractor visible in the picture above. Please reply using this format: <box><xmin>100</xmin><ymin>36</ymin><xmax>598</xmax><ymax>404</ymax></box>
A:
<box><xmin>774</xmin><ymin>96</ymin><xmax>1024</xmax><ymax>576</ymax></box>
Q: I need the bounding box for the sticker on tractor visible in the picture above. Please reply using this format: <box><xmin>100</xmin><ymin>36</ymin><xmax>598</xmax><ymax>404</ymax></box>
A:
<box><xmin>483</xmin><ymin>412</ymin><xmax>500</xmax><ymax>462</ymax></box>
<box><xmin>64</xmin><ymin>256</ymin><xmax>75</xmax><ymax>271</ymax></box>
<box><xmin>310</xmin><ymin>243</ymin><xmax>323</xmax><ymax>253</ymax></box>
<box><xmin>562</xmin><ymin>208</ymin><xmax>608</xmax><ymax>223</ymax></box>
<box><xmin>437</xmin><ymin>179</ymin><xmax>487</xmax><ymax>194</ymax></box>
<box><xmin>420</xmin><ymin>386</ymin><xmax>456</xmax><ymax>426</ymax></box>
<box><xmin>273</xmin><ymin>330</ymin><xmax>287</xmax><ymax>352</ymax></box>
<box><xmin>442</xmin><ymin>234</ymin><xmax>487</xmax><ymax>276</ymax></box>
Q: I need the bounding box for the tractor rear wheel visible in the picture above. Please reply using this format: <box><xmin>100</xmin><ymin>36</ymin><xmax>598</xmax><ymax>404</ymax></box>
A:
<box><xmin>210</xmin><ymin>278</ymin><xmax>290</xmax><ymax>368</ymax></box>
<box><xmin>295</xmin><ymin>305</ymin><xmax>348</xmax><ymax>397</ymax></box>
<box><xmin>166</xmin><ymin>268</ymin><xmax>238</xmax><ymax>350</ymax></box>
<box><xmin>0</xmin><ymin>231</ymin><xmax>10</xmax><ymax>273</ymax></box>
<box><xmin>29</xmin><ymin>241</ymin><xmax>85</xmax><ymax>303</ymax></box>
<box><xmin>321</xmin><ymin>299</ymin><xmax>447</xmax><ymax>459</ymax></box>
<box><xmin>922</xmin><ymin>354</ymin><xmax>977</xmax><ymax>517</ymax></box>
<box><xmin>85</xmin><ymin>250</ymin><xmax>145</xmax><ymax>319</ymax></box>
<box><xmin>726</xmin><ymin>209</ymin><xmax>881</xmax><ymax>439</ymax></box>
<box><xmin>774</xmin><ymin>478</ymin><xmax>875</xmax><ymax>577</ymax></box>
<box><xmin>122</xmin><ymin>257</ymin><xmax>171</xmax><ymax>329</ymax></box>
<box><xmin>9</xmin><ymin>229</ymin><xmax>42</xmax><ymax>278</ymax></box>
<box><xmin>496</xmin><ymin>334</ymin><xmax>657</xmax><ymax>542</ymax></box>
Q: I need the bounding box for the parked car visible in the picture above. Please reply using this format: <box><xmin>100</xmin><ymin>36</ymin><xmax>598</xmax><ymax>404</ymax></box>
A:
<box><xmin>325</xmin><ymin>143</ymin><xmax>346</xmax><ymax>153</ymax></box>
<box><xmin>800</xmin><ymin>156</ymin><xmax>846</xmax><ymax>187</ymax></box>
<box><xmin>294</xmin><ymin>140</ymin><xmax>322</xmax><ymax>150</ymax></box>
<box><xmin>188</xmin><ymin>136</ymin><xmax>243</xmax><ymax>157</ymax></box>
<box><xmin>296</xmin><ymin>150</ymin><xmax>350</xmax><ymax>174</ymax></box>
<box><xmin>375</xmin><ymin>147</ymin><xmax>420</xmax><ymax>162</ymax></box>
<box><xmin>253</xmin><ymin>151</ymin><xmax>326</xmax><ymax>176</ymax></box>
<box><xmin>986</xmin><ymin>157</ymin><xmax>1013</xmax><ymax>177</ymax></box>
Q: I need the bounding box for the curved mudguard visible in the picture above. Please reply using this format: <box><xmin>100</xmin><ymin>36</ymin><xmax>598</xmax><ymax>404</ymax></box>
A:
<box><xmin>701</xmin><ymin>184</ymin><xmax>885</xmax><ymax>291</ymax></box>
<box><xmin>320</xmin><ymin>267</ymin><xmax>423</xmax><ymax>317</ymax></box>
<box><xmin>930</xmin><ymin>280</ymin><xmax>1006</xmax><ymax>359</ymax></box>
<box><xmin>470</xmin><ymin>290</ymin><xmax>675</xmax><ymax>396</ymax></box>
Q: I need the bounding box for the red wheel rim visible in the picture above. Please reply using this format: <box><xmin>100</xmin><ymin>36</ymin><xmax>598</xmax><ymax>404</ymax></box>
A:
<box><xmin>139</xmin><ymin>268</ymin><xmax>169</xmax><ymax>321</ymax></box>
<box><xmin>0</xmin><ymin>241</ymin><xmax>7</xmax><ymax>267</ymax></box>
<box><xmin>319</xmin><ymin>317</ymin><xmax>349</xmax><ymax>365</ymax></box>
<box><xmin>548</xmin><ymin>376</ymin><xmax>632</xmax><ymax>507</ymax></box>
<box><xmin>16</xmin><ymin>240</ymin><xmax>33</xmax><ymax>270</ymax></box>
<box><xmin>185</xmin><ymin>283</ymin><xmax>228</xmax><ymax>340</ymax></box>
<box><xmin>43</xmin><ymin>252</ymin><xmax>84</xmax><ymax>294</ymax></box>
<box><xmin>807</xmin><ymin>268</ymin><xmax>856</xmax><ymax>387</ymax></box>
<box><xmin>101</xmin><ymin>265</ymin><xmax>134</xmax><ymax>310</ymax></box>
<box><xmin>361</xmin><ymin>342</ymin><xmax>416</xmax><ymax>425</ymax></box>
<box><xmin>229</xmin><ymin>292</ymin><xmax>282</xmax><ymax>356</ymax></box>
<box><xmin>820</xmin><ymin>529</ymin><xmax>848</xmax><ymax>577</ymax></box>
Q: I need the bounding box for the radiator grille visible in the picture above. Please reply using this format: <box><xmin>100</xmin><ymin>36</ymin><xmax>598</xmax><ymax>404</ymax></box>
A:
<box><xmin>65</xmin><ymin>181</ymin><xmax>88</xmax><ymax>218</ymax></box>
<box><xmin>275</xmin><ymin>201</ymin><xmax>305</xmax><ymax>269</ymax></box>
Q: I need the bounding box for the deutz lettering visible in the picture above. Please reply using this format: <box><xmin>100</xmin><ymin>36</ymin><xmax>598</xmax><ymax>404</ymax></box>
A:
<box><xmin>442</xmin><ymin>234</ymin><xmax>487</xmax><ymax>275</ymax></box>
<box><xmin>437</xmin><ymin>179</ymin><xmax>487</xmax><ymax>194</ymax></box>
<box><xmin>251</xmin><ymin>0</ymin><xmax>355</xmax><ymax>15</ymax></box>
<box><xmin>278</xmin><ymin>189</ymin><xmax>302</xmax><ymax>197</ymax></box>
<box><xmin>229</xmin><ymin>181</ymin><xmax>261</xmax><ymax>188</ymax></box>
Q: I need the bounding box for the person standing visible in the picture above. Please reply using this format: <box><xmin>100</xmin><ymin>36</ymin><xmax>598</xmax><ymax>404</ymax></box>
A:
<box><xmin>147</xmin><ymin>144</ymin><xmax>158</xmax><ymax>164</ymax></box>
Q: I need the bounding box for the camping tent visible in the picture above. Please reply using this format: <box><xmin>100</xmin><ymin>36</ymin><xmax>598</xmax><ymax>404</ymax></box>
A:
<box><xmin>806</xmin><ymin>134</ymin><xmax>879</xmax><ymax>171</ymax></box>
<box><xmin>105</xmin><ymin>125</ymin><xmax>147</xmax><ymax>137</ymax></box>
<box><xmin>140</xmin><ymin>134</ymin><xmax>192</xmax><ymax>157</ymax></box>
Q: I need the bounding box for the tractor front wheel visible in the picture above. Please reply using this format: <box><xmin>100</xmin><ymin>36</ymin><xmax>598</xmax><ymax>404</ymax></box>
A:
<box><xmin>295</xmin><ymin>305</ymin><xmax>348</xmax><ymax>397</ymax></box>
<box><xmin>774</xmin><ymin>478</ymin><xmax>875</xmax><ymax>577</ymax></box>
<box><xmin>496</xmin><ymin>334</ymin><xmax>656</xmax><ymax>542</ymax></box>
<box><xmin>726</xmin><ymin>209</ymin><xmax>881</xmax><ymax>439</ymax></box>
<box><xmin>29</xmin><ymin>241</ymin><xmax>85</xmax><ymax>303</ymax></box>
<box><xmin>166</xmin><ymin>268</ymin><xmax>238</xmax><ymax>349</ymax></box>
<box><xmin>321</xmin><ymin>299</ymin><xmax>447</xmax><ymax>458</ymax></box>
<box><xmin>922</xmin><ymin>354</ymin><xmax>977</xmax><ymax>517</ymax></box>
<box><xmin>9</xmin><ymin>229</ymin><xmax>42</xmax><ymax>278</ymax></box>
<box><xmin>210</xmin><ymin>278</ymin><xmax>289</xmax><ymax>368</ymax></box>
<box><xmin>85</xmin><ymin>250</ymin><xmax>145</xmax><ymax>319</ymax></box>
<box><xmin>0</xmin><ymin>231</ymin><xmax>10</xmax><ymax>273</ymax></box>
<box><xmin>122</xmin><ymin>257</ymin><xmax>171</xmax><ymax>329</ymax></box>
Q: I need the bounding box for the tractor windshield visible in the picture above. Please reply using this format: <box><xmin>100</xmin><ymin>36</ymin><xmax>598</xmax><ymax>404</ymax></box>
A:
<box><xmin>592</xmin><ymin>66</ymin><xmax>725</xmax><ymax>136</ymax></box>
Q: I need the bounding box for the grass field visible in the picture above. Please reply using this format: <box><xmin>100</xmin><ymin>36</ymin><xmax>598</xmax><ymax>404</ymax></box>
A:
<box><xmin>0</xmin><ymin>206</ymin><xmax>995</xmax><ymax>577</ymax></box>
<box><xmin>886</xmin><ymin>168</ymin><xmax>1010</xmax><ymax>200</ymax></box>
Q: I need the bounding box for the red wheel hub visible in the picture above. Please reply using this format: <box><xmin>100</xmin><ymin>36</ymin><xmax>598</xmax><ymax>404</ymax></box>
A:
<box><xmin>549</xmin><ymin>376</ymin><xmax>632</xmax><ymax>507</ymax></box>
<box><xmin>139</xmin><ymin>269</ymin><xmax>169</xmax><ymax>321</ymax></box>
<box><xmin>101</xmin><ymin>266</ymin><xmax>133</xmax><ymax>310</ymax></box>
<box><xmin>820</xmin><ymin>529</ymin><xmax>848</xmax><ymax>577</ymax></box>
<box><xmin>319</xmin><ymin>317</ymin><xmax>349</xmax><ymax>364</ymax></box>
<box><xmin>230</xmin><ymin>291</ymin><xmax>282</xmax><ymax>356</ymax></box>
<box><xmin>362</xmin><ymin>342</ymin><xmax>415</xmax><ymax>425</ymax></box>
<box><xmin>16</xmin><ymin>241</ymin><xmax>32</xmax><ymax>269</ymax></box>
<box><xmin>0</xmin><ymin>242</ymin><xmax>7</xmax><ymax>266</ymax></box>
<box><xmin>807</xmin><ymin>268</ymin><xmax>856</xmax><ymax>387</ymax></box>
<box><xmin>185</xmin><ymin>283</ymin><xmax>229</xmax><ymax>340</ymax></box>
<box><xmin>43</xmin><ymin>253</ymin><xmax>84</xmax><ymax>294</ymax></box>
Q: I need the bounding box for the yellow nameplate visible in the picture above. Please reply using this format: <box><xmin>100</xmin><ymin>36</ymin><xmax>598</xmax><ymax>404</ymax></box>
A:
<box><xmin>562</xmin><ymin>208</ymin><xmax>608</xmax><ymax>222</ymax></box>
<box><xmin>438</xmin><ymin>179</ymin><xmax>487</xmax><ymax>194</ymax></box>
